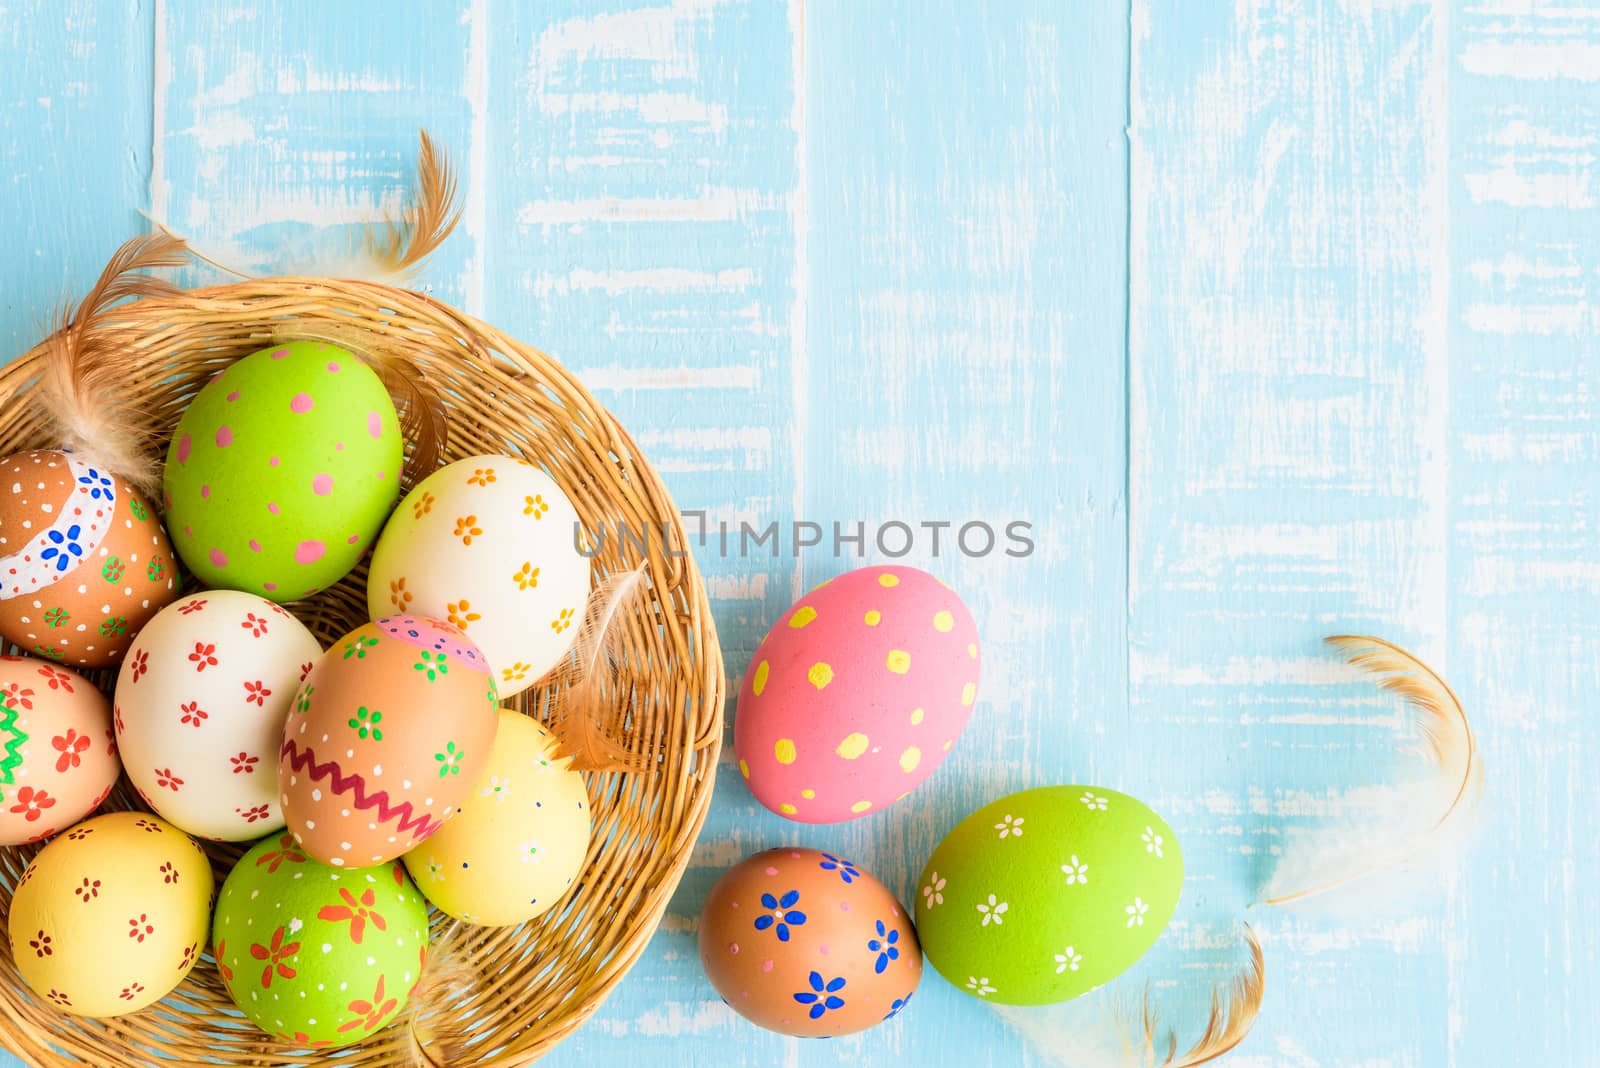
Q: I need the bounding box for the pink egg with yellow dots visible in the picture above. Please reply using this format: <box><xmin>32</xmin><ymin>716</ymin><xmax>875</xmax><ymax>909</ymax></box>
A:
<box><xmin>163</xmin><ymin>340</ymin><xmax>402</xmax><ymax>603</ymax></box>
<box><xmin>734</xmin><ymin>566</ymin><xmax>980</xmax><ymax>823</ymax></box>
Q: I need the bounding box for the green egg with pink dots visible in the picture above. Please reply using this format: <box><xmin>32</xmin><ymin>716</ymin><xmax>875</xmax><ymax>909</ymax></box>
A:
<box><xmin>164</xmin><ymin>341</ymin><xmax>402</xmax><ymax>602</ymax></box>
<box><xmin>914</xmin><ymin>785</ymin><xmax>1182</xmax><ymax>1006</ymax></box>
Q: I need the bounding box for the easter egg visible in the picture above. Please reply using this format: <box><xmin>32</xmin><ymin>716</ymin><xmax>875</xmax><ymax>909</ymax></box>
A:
<box><xmin>735</xmin><ymin>566</ymin><xmax>979</xmax><ymax>823</ymax></box>
<box><xmin>699</xmin><ymin>847</ymin><xmax>921</xmax><ymax>1036</ymax></box>
<box><xmin>0</xmin><ymin>451</ymin><xmax>179</xmax><ymax>666</ymax></box>
<box><xmin>0</xmin><ymin>656</ymin><xmax>118</xmax><ymax>845</ymax></box>
<box><xmin>9</xmin><ymin>811</ymin><xmax>213</xmax><ymax>1016</ymax></box>
<box><xmin>279</xmin><ymin>615</ymin><xmax>499</xmax><ymax>867</ymax></box>
<box><xmin>402</xmin><ymin>710</ymin><xmax>589</xmax><ymax>925</ymax></box>
<box><xmin>163</xmin><ymin>340</ymin><xmax>402</xmax><ymax>601</ymax></box>
<box><xmin>213</xmin><ymin>833</ymin><xmax>429</xmax><ymax>1048</ymax></box>
<box><xmin>366</xmin><ymin>455</ymin><xmax>589</xmax><ymax>697</ymax></box>
<box><xmin>914</xmin><ymin>785</ymin><xmax>1182</xmax><ymax>1005</ymax></box>
<box><xmin>114</xmin><ymin>591</ymin><xmax>321</xmax><ymax>840</ymax></box>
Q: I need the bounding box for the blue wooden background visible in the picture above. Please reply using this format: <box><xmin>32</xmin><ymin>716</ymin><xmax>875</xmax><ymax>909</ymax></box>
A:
<box><xmin>2</xmin><ymin>1</ymin><xmax>1598</xmax><ymax>1065</ymax></box>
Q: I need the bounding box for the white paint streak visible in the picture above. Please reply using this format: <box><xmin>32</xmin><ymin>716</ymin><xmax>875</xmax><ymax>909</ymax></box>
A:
<box><xmin>149</xmin><ymin>0</ymin><xmax>170</xmax><ymax>219</ymax></box>
<box><xmin>603</xmin><ymin>1000</ymin><xmax>735</xmax><ymax>1037</ymax></box>
<box><xmin>1463</xmin><ymin>302</ymin><xmax>1598</xmax><ymax>335</ymax></box>
<box><xmin>703</xmin><ymin>572</ymin><xmax>769</xmax><ymax>601</ymax></box>
<box><xmin>536</xmin><ymin>90</ymin><xmax>728</xmax><ymax>130</ymax></box>
<box><xmin>516</xmin><ymin>187</ymin><xmax>746</xmax><ymax>224</ymax></box>
<box><xmin>1465</xmin><ymin>252</ymin><xmax>1581</xmax><ymax>288</ymax></box>
<box><xmin>580</xmin><ymin>364</ymin><xmax>759</xmax><ymax>391</ymax></box>
<box><xmin>535</xmin><ymin>2</ymin><xmax>728</xmax><ymax>81</ymax></box>
<box><xmin>789</xmin><ymin>0</ymin><xmax>808</xmax><ymax>599</ymax></box>
<box><xmin>1464</xmin><ymin>167</ymin><xmax>1593</xmax><ymax>209</ymax></box>
<box><xmin>464</xmin><ymin>0</ymin><xmax>489</xmax><ymax>316</ymax></box>
<box><xmin>1458</xmin><ymin>40</ymin><xmax>1600</xmax><ymax>80</ymax></box>
<box><xmin>530</xmin><ymin>266</ymin><xmax>756</xmax><ymax>297</ymax></box>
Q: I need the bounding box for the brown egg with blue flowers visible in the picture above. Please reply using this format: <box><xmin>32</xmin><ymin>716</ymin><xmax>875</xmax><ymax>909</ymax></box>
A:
<box><xmin>0</xmin><ymin>451</ymin><xmax>179</xmax><ymax>667</ymax></box>
<box><xmin>698</xmin><ymin>847</ymin><xmax>921</xmax><ymax>1036</ymax></box>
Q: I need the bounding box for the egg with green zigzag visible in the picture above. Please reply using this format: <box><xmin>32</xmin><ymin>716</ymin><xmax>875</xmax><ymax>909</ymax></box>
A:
<box><xmin>0</xmin><ymin>656</ymin><xmax>118</xmax><ymax>846</ymax></box>
<box><xmin>914</xmin><ymin>785</ymin><xmax>1182</xmax><ymax>1005</ymax></box>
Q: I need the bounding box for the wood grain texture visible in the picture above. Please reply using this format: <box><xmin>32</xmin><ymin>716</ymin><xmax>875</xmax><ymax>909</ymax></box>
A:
<box><xmin>1130</xmin><ymin>1</ymin><xmax>1453</xmax><ymax>1063</ymax></box>
<box><xmin>151</xmin><ymin>0</ymin><xmax>478</xmax><ymax>303</ymax></box>
<box><xmin>0</xmin><ymin>0</ymin><xmax>152</xmax><ymax>358</ymax></box>
<box><xmin>0</xmin><ymin>1</ymin><xmax>1596</xmax><ymax>1065</ymax></box>
<box><xmin>1449</xmin><ymin>4</ymin><xmax>1600</xmax><ymax>1064</ymax></box>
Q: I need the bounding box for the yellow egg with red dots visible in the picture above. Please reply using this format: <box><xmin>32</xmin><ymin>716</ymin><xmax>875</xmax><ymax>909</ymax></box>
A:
<box><xmin>8</xmin><ymin>811</ymin><xmax>213</xmax><ymax>1016</ymax></box>
<box><xmin>734</xmin><ymin>566</ymin><xmax>980</xmax><ymax>823</ymax></box>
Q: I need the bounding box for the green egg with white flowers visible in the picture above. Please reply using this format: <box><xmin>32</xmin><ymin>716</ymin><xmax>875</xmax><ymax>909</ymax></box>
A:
<box><xmin>914</xmin><ymin>785</ymin><xmax>1182</xmax><ymax>1005</ymax></box>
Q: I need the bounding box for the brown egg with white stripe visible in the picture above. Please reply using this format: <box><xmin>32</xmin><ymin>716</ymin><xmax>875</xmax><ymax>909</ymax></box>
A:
<box><xmin>0</xmin><ymin>451</ymin><xmax>180</xmax><ymax>667</ymax></box>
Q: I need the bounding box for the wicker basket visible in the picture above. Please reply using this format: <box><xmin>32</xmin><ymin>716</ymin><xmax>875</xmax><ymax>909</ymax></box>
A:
<box><xmin>0</xmin><ymin>277</ymin><xmax>725</xmax><ymax>1066</ymax></box>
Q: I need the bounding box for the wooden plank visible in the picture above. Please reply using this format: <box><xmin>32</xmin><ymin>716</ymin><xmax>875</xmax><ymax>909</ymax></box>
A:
<box><xmin>482</xmin><ymin>0</ymin><xmax>802</xmax><ymax>657</ymax></box>
<box><xmin>1129</xmin><ymin>1</ymin><xmax>1452</xmax><ymax>1060</ymax></box>
<box><xmin>0</xmin><ymin>0</ymin><xmax>153</xmax><ymax>358</ymax></box>
<box><xmin>152</xmin><ymin>0</ymin><xmax>479</xmax><ymax>305</ymax></box>
<box><xmin>791</xmin><ymin>0</ymin><xmax>1131</xmax><ymax>1062</ymax></box>
<box><xmin>496</xmin><ymin>0</ymin><xmax>1129</xmax><ymax>1063</ymax></box>
<box><xmin>480</xmin><ymin>0</ymin><xmax>805</xmax><ymax>1061</ymax></box>
<box><xmin>1449</xmin><ymin>4</ymin><xmax>1600</xmax><ymax>1062</ymax></box>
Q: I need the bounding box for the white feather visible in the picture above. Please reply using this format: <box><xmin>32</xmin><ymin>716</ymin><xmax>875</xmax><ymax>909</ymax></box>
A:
<box><xmin>1256</xmin><ymin>635</ymin><xmax>1482</xmax><ymax>910</ymax></box>
<box><xmin>1257</xmin><ymin>773</ymin><xmax>1480</xmax><ymax>917</ymax></box>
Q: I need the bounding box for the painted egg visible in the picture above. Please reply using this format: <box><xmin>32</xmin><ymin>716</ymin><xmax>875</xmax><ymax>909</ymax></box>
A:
<box><xmin>366</xmin><ymin>455</ymin><xmax>589</xmax><ymax>698</ymax></box>
<box><xmin>163</xmin><ymin>340</ymin><xmax>402</xmax><ymax>602</ymax></box>
<box><xmin>699</xmin><ymin>847</ymin><xmax>921</xmax><ymax>1036</ymax></box>
<box><xmin>735</xmin><ymin>566</ymin><xmax>980</xmax><ymax>823</ymax></box>
<box><xmin>914</xmin><ymin>785</ymin><xmax>1183</xmax><ymax>1005</ymax></box>
<box><xmin>113</xmin><ymin>591</ymin><xmax>321</xmax><ymax>840</ymax></box>
<box><xmin>9</xmin><ymin>811</ymin><xmax>213</xmax><ymax>1016</ymax></box>
<box><xmin>213</xmin><ymin>833</ymin><xmax>429</xmax><ymax>1048</ymax></box>
<box><xmin>0</xmin><ymin>656</ymin><xmax>118</xmax><ymax>845</ymax></box>
<box><xmin>0</xmin><ymin>451</ymin><xmax>179</xmax><ymax>667</ymax></box>
<box><xmin>279</xmin><ymin>615</ymin><xmax>499</xmax><ymax>867</ymax></box>
<box><xmin>402</xmin><ymin>710</ymin><xmax>589</xmax><ymax>926</ymax></box>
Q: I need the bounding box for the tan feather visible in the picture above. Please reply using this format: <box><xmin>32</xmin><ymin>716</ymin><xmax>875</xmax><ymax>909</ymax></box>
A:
<box><xmin>403</xmin><ymin>919</ymin><xmax>476</xmax><ymax>1067</ymax></box>
<box><xmin>1259</xmin><ymin>635</ymin><xmax>1481</xmax><ymax>907</ymax></box>
<box><xmin>997</xmin><ymin>927</ymin><xmax>1265</xmax><ymax>1068</ymax></box>
<box><xmin>540</xmin><ymin>561</ymin><xmax>653</xmax><ymax>774</ymax></box>
<box><xmin>38</xmin><ymin>234</ymin><xmax>190</xmax><ymax>492</ymax></box>
<box><xmin>364</xmin><ymin>129</ymin><xmax>462</xmax><ymax>278</ymax></box>
<box><xmin>1132</xmin><ymin>926</ymin><xmax>1266</xmax><ymax>1068</ymax></box>
<box><xmin>360</xmin><ymin>347</ymin><xmax>447</xmax><ymax>489</ymax></box>
<box><xmin>137</xmin><ymin>211</ymin><xmax>253</xmax><ymax>279</ymax></box>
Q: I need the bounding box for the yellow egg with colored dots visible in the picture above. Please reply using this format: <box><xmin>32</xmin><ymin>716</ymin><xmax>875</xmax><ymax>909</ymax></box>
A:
<box><xmin>734</xmin><ymin>566</ymin><xmax>980</xmax><ymax>823</ymax></box>
<box><xmin>9</xmin><ymin>812</ymin><xmax>213</xmax><ymax>1016</ymax></box>
<box><xmin>402</xmin><ymin>710</ymin><xmax>590</xmax><ymax>926</ymax></box>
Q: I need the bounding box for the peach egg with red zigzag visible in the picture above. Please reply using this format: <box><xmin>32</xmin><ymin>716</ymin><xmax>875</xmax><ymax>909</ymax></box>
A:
<box><xmin>278</xmin><ymin>615</ymin><xmax>499</xmax><ymax>868</ymax></box>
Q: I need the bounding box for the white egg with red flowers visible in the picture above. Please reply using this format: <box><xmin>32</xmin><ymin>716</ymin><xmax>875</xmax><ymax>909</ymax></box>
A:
<box><xmin>114</xmin><ymin>590</ymin><xmax>321</xmax><ymax>840</ymax></box>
